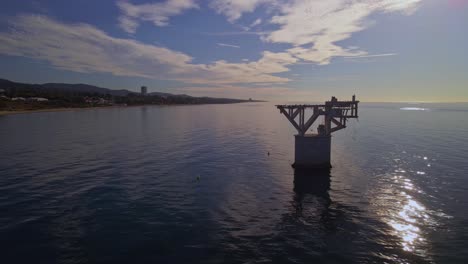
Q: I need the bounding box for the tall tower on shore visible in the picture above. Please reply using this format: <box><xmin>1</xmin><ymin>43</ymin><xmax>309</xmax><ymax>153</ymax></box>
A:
<box><xmin>141</xmin><ymin>86</ymin><xmax>147</xmax><ymax>96</ymax></box>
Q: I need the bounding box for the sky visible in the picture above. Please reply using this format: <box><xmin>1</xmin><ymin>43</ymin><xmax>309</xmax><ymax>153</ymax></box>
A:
<box><xmin>0</xmin><ymin>0</ymin><xmax>467</xmax><ymax>102</ymax></box>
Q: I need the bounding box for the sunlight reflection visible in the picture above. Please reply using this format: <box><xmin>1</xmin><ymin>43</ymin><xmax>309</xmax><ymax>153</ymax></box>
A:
<box><xmin>403</xmin><ymin>180</ymin><xmax>414</xmax><ymax>190</ymax></box>
<box><xmin>388</xmin><ymin>186</ymin><xmax>429</xmax><ymax>253</ymax></box>
<box><xmin>400</xmin><ymin>107</ymin><xmax>429</xmax><ymax>111</ymax></box>
<box><xmin>380</xmin><ymin>156</ymin><xmax>434</xmax><ymax>257</ymax></box>
<box><xmin>389</xmin><ymin>196</ymin><xmax>428</xmax><ymax>251</ymax></box>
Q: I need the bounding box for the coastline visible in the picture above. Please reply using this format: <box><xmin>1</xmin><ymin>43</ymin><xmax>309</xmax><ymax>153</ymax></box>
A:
<box><xmin>0</xmin><ymin>106</ymin><xmax>118</xmax><ymax>116</ymax></box>
<box><xmin>0</xmin><ymin>101</ymin><xmax>265</xmax><ymax>116</ymax></box>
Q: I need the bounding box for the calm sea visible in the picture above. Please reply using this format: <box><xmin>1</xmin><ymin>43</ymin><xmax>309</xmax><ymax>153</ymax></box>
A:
<box><xmin>1</xmin><ymin>102</ymin><xmax>467</xmax><ymax>263</ymax></box>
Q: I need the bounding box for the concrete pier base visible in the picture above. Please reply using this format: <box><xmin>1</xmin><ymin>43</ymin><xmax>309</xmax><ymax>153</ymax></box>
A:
<box><xmin>292</xmin><ymin>135</ymin><xmax>331</xmax><ymax>169</ymax></box>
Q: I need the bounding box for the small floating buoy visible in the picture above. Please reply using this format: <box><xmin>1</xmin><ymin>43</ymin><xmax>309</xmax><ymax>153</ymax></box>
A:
<box><xmin>267</xmin><ymin>152</ymin><xmax>270</xmax><ymax>156</ymax></box>
<box><xmin>196</xmin><ymin>175</ymin><xmax>200</xmax><ymax>181</ymax></box>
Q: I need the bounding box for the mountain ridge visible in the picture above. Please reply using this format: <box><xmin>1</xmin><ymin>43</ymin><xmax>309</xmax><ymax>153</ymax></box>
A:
<box><xmin>0</xmin><ymin>78</ymin><xmax>263</xmax><ymax>103</ymax></box>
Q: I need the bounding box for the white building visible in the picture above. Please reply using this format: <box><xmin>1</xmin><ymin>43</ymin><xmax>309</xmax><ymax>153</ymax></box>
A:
<box><xmin>28</xmin><ymin>97</ymin><xmax>49</xmax><ymax>102</ymax></box>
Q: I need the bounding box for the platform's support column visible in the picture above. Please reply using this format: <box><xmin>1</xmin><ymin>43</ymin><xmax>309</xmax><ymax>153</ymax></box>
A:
<box><xmin>293</xmin><ymin>135</ymin><xmax>331</xmax><ymax>169</ymax></box>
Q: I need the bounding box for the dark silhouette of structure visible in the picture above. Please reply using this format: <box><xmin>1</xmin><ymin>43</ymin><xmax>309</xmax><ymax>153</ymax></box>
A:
<box><xmin>276</xmin><ymin>96</ymin><xmax>359</xmax><ymax>168</ymax></box>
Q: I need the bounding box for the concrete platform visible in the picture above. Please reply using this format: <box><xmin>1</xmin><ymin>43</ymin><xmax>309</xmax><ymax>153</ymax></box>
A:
<box><xmin>292</xmin><ymin>134</ymin><xmax>331</xmax><ymax>169</ymax></box>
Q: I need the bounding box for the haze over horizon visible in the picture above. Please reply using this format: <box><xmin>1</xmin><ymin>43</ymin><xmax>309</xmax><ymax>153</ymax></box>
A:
<box><xmin>0</xmin><ymin>0</ymin><xmax>467</xmax><ymax>102</ymax></box>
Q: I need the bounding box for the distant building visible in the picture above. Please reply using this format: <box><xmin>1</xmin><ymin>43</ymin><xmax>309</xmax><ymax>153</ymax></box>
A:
<box><xmin>141</xmin><ymin>86</ymin><xmax>148</xmax><ymax>96</ymax></box>
<box><xmin>28</xmin><ymin>97</ymin><xmax>49</xmax><ymax>102</ymax></box>
<box><xmin>84</xmin><ymin>96</ymin><xmax>111</xmax><ymax>105</ymax></box>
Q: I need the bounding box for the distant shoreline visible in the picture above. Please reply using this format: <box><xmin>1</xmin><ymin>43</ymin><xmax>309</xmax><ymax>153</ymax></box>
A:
<box><xmin>0</xmin><ymin>106</ymin><xmax>116</xmax><ymax>116</ymax></box>
<box><xmin>0</xmin><ymin>101</ymin><xmax>266</xmax><ymax>116</ymax></box>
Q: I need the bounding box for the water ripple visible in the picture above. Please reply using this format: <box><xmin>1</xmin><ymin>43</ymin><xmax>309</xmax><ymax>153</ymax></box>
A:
<box><xmin>1</xmin><ymin>103</ymin><xmax>467</xmax><ymax>263</ymax></box>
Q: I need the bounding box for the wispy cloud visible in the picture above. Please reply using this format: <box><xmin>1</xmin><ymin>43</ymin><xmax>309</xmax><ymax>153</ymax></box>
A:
<box><xmin>118</xmin><ymin>16</ymin><xmax>138</xmax><ymax>34</ymax></box>
<box><xmin>206</xmin><ymin>0</ymin><xmax>421</xmax><ymax>65</ymax></box>
<box><xmin>242</xmin><ymin>18</ymin><xmax>263</xmax><ymax>31</ymax></box>
<box><xmin>217</xmin><ymin>42</ymin><xmax>240</xmax><ymax>48</ymax></box>
<box><xmin>250</xmin><ymin>18</ymin><xmax>262</xmax><ymax>28</ymax></box>
<box><xmin>0</xmin><ymin>15</ymin><xmax>293</xmax><ymax>85</ymax></box>
<box><xmin>0</xmin><ymin>1</ymin><xmax>425</xmax><ymax>97</ymax></box>
<box><xmin>203</xmin><ymin>31</ymin><xmax>269</xmax><ymax>36</ymax></box>
<box><xmin>0</xmin><ymin>15</ymin><xmax>192</xmax><ymax>78</ymax></box>
<box><xmin>117</xmin><ymin>0</ymin><xmax>198</xmax><ymax>33</ymax></box>
<box><xmin>209</xmin><ymin>0</ymin><xmax>273</xmax><ymax>22</ymax></box>
<box><xmin>265</xmin><ymin>0</ymin><xmax>422</xmax><ymax>64</ymax></box>
<box><xmin>344</xmin><ymin>53</ymin><xmax>398</xmax><ymax>59</ymax></box>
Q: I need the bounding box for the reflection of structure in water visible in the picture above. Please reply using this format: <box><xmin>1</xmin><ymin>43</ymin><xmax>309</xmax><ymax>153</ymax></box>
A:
<box><xmin>287</xmin><ymin>169</ymin><xmax>375</xmax><ymax>262</ymax></box>
<box><xmin>292</xmin><ymin>168</ymin><xmax>331</xmax><ymax>216</ymax></box>
<box><xmin>293</xmin><ymin>168</ymin><xmax>331</xmax><ymax>198</ymax></box>
<box><xmin>278</xmin><ymin>172</ymin><xmax>423</xmax><ymax>262</ymax></box>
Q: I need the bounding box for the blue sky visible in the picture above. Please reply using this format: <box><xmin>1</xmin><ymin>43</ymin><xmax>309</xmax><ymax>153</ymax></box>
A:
<box><xmin>0</xmin><ymin>0</ymin><xmax>467</xmax><ymax>102</ymax></box>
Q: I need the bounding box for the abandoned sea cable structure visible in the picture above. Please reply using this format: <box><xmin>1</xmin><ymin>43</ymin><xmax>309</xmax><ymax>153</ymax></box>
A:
<box><xmin>276</xmin><ymin>96</ymin><xmax>359</xmax><ymax>169</ymax></box>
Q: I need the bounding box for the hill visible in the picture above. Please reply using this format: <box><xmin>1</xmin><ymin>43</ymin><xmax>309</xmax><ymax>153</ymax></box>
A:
<box><xmin>0</xmin><ymin>78</ymin><xmax>264</xmax><ymax>112</ymax></box>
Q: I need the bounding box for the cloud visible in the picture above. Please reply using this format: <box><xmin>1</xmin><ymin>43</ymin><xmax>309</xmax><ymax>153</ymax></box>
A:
<box><xmin>0</xmin><ymin>14</ymin><xmax>293</xmax><ymax>85</ymax></box>
<box><xmin>118</xmin><ymin>16</ymin><xmax>139</xmax><ymax>34</ymax></box>
<box><xmin>206</xmin><ymin>0</ymin><xmax>421</xmax><ymax>66</ymax></box>
<box><xmin>185</xmin><ymin>50</ymin><xmax>296</xmax><ymax>84</ymax></box>
<box><xmin>344</xmin><ymin>53</ymin><xmax>398</xmax><ymax>58</ymax></box>
<box><xmin>242</xmin><ymin>18</ymin><xmax>263</xmax><ymax>31</ymax></box>
<box><xmin>117</xmin><ymin>0</ymin><xmax>198</xmax><ymax>33</ymax></box>
<box><xmin>0</xmin><ymin>15</ymin><xmax>192</xmax><ymax>78</ymax></box>
<box><xmin>377</xmin><ymin>0</ymin><xmax>423</xmax><ymax>14</ymax></box>
<box><xmin>265</xmin><ymin>0</ymin><xmax>422</xmax><ymax>64</ymax></box>
<box><xmin>217</xmin><ymin>42</ymin><xmax>240</xmax><ymax>48</ymax></box>
<box><xmin>209</xmin><ymin>0</ymin><xmax>272</xmax><ymax>22</ymax></box>
<box><xmin>250</xmin><ymin>18</ymin><xmax>262</xmax><ymax>28</ymax></box>
<box><xmin>0</xmin><ymin>0</ymin><xmax>425</xmax><ymax>96</ymax></box>
<box><xmin>203</xmin><ymin>31</ymin><xmax>268</xmax><ymax>36</ymax></box>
